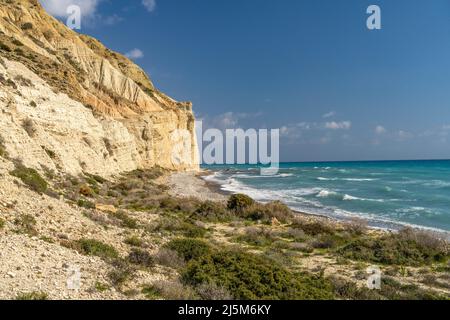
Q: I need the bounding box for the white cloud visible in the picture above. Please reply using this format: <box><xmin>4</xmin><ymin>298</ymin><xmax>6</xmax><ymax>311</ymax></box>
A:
<box><xmin>125</xmin><ymin>48</ymin><xmax>144</xmax><ymax>60</ymax></box>
<box><xmin>104</xmin><ymin>14</ymin><xmax>123</xmax><ymax>25</ymax></box>
<box><xmin>397</xmin><ymin>130</ymin><xmax>414</xmax><ymax>141</ymax></box>
<box><xmin>200</xmin><ymin>112</ymin><xmax>263</xmax><ymax>131</ymax></box>
<box><xmin>142</xmin><ymin>0</ymin><xmax>157</xmax><ymax>12</ymax></box>
<box><xmin>375</xmin><ymin>125</ymin><xmax>386</xmax><ymax>134</ymax></box>
<box><xmin>325</xmin><ymin>121</ymin><xmax>351</xmax><ymax>130</ymax></box>
<box><xmin>322</xmin><ymin>111</ymin><xmax>336</xmax><ymax>118</ymax></box>
<box><xmin>40</xmin><ymin>0</ymin><xmax>100</xmax><ymax>18</ymax></box>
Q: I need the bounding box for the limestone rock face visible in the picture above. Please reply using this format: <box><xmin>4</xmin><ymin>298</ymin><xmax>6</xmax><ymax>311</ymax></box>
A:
<box><xmin>0</xmin><ymin>0</ymin><xmax>199</xmax><ymax>176</ymax></box>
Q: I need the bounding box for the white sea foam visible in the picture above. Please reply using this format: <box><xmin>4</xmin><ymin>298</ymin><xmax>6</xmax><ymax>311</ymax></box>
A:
<box><xmin>316</xmin><ymin>177</ymin><xmax>377</xmax><ymax>182</ymax></box>
<box><xmin>317</xmin><ymin>177</ymin><xmax>338</xmax><ymax>181</ymax></box>
<box><xmin>342</xmin><ymin>178</ymin><xmax>377</xmax><ymax>181</ymax></box>
<box><xmin>316</xmin><ymin>189</ymin><xmax>338</xmax><ymax>198</ymax></box>
<box><xmin>342</xmin><ymin>194</ymin><xmax>387</xmax><ymax>202</ymax></box>
<box><xmin>202</xmin><ymin>169</ymin><xmax>450</xmax><ymax>235</ymax></box>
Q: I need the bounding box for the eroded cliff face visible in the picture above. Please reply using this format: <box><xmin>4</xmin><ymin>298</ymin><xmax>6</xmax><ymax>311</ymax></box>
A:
<box><xmin>0</xmin><ymin>0</ymin><xmax>199</xmax><ymax>176</ymax></box>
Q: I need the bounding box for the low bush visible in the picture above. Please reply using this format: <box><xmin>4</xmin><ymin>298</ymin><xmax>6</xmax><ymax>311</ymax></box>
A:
<box><xmin>159</xmin><ymin>197</ymin><xmax>182</xmax><ymax>211</ymax></box>
<box><xmin>77</xmin><ymin>199</ymin><xmax>95</xmax><ymax>209</ymax></box>
<box><xmin>10</xmin><ymin>164</ymin><xmax>48</xmax><ymax>194</ymax></box>
<box><xmin>82</xmin><ymin>210</ymin><xmax>110</xmax><ymax>227</ymax></box>
<box><xmin>181</xmin><ymin>221</ymin><xmax>207</xmax><ymax>238</ymax></box>
<box><xmin>290</xmin><ymin>219</ymin><xmax>335</xmax><ymax>236</ymax></box>
<box><xmin>193</xmin><ymin>200</ymin><xmax>229</xmax><ymax>221</ymax></box>
<box><xmin>150</xmin><ymin>216</ymin><xmax>206</xmax><ymax>238</ymax></box>
<box><xmin>75</xmin><ymin>239</ymin><xmax>119</xmax><ymax>260</ymax></box>
<box><xmin>182</xmin><ymin>250</ymin><xmax>335</xmax><ymax>300</ymax></box>
<box><xmin>166</xmin><ymin>238</ymin><xmax>212</xmax><ymax>262</ymax></box>
<box><xmin>114</xmin><ymin>210</ymin><xmax>139</xmax><ymax>229</ymax></box>
<box><xmin>196</xmin><ymin>283</ymin><xmax>233</xmax><ymax>300</ymax></box>
<box><xmin>310</xmin><ymin>234</ymin><xmax>338</xmax><ymax>249</ymax></box>
<box><xmin>16</xmin><ymin>291</ymin><xmax>48</xmax><ymax>300</ymax></box>
<box><xmin>0</xmin><ymin>218</ymin><xmax>5</xmax><ymax>230</ymax></box>
<box><xmin>124</xmin><ymin>235</ymin><xmax>144</xmax><ymax>247</ymax></box>
<box><xmin>236</xmin><ymin>226</ymin><xmax>276</xmax><ymax>247</ymax></box>
<box><xmin>127</xmin><ymin>248</ymin><xmax>154</xmax><ymax>267</ymax></box>
<box><xmin>108</xmin><ymin>259</ymin><xmax>135</xmax><ymax>287</ymax></box>
<box><xmin>338</xmin><ymin>228</ymin><xmax>449</xmax><ymax>266</ymax></box>
<box><xmin>153</xmin><ymin>248</ymin><xmax>185</xmax><ymax>269</ymax></box>
<box><xmin>142</xmin><ymin>280</ymin><xmax>197</xmax><ymax>300</ymax></box>
<box><xmin>330</xmin><ymin>276</ymin><xmax>445</xmax><ymax>300</ymax></box>
<box><xmin>241</xmin><ymin>201</ymin><xmax>293</xmax><ymax>223</ymax></box>
<box><xmin>227</xmin><ymin>194</ymin><xmax>255</xmax><ymax>213</ymax></box>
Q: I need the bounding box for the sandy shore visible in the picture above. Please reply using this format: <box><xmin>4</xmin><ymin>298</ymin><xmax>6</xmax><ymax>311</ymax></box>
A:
<box><xmin>168</xmin><ymin>171</ymin><xmax>228</xmax><ymax>202</ymax></box>
<box><xmin>168</xmin><ymin>171</ymin><xmax>334</xmax><ymax>223</ymax></box>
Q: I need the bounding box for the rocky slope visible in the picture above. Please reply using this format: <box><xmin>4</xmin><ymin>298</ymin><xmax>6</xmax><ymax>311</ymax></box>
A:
<box><xmin>0</xmin><ymin>0</ymin><xmax>199</xmax><ymax>177</ymax></box>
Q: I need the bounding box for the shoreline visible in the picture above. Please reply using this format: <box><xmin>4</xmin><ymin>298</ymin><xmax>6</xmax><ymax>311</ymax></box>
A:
<box><xmin>169</xmin><ymin>170</ymin><xmax>450</xmax><ymax>239</ymax></box>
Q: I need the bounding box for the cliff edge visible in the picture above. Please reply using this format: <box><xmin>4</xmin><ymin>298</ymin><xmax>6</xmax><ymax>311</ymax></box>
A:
<box><xmin>0</xmin><ymin>0</ymin><xmax>199</xmax><ymax>177</ymax></box>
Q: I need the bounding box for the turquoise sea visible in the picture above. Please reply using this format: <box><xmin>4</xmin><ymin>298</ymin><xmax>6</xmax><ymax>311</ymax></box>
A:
<box><xmin>203</xmin><ymin>160</ymin><xmax>450</xmax><ymax>232</ymax></box>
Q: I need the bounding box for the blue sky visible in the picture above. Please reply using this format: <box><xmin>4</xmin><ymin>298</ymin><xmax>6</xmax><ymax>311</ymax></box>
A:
<box><xmin>40</xmin><ymin>0</ymin><xmax>450</xmax><ymax>162</ymax></box>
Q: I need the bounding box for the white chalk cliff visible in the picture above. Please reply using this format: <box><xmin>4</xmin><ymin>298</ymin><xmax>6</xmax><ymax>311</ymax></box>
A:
<box><xmin>0</xmin><ymin>0</ymin><xmax>199</xmax><ymax>177</ymax></box>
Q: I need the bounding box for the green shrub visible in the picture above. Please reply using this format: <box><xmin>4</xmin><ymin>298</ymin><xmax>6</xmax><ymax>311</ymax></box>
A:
<box><xmin>85</xmin><ymin>173</ymin><xmax>107</xmax><ymax>184</ymax></box>
<box><xmin>242</xmin><ymin>201</ymin><xmax>293</xmax><ymax>223</ymax></box>
<box><xmin>193</xmin><ymin>200</ymin><xmax>229</xmax><ymax>221</ymax></box>
<box><xmin>0</xmin><ymin>218</ymin><xmax>5</xmax><ymax>230</ymax></box>
<box><xmin>142</xmin><ymin>280</ymin><xmax>197</xmax><ymax>300</ymax></box>
<box><xmin>108</xmin><ymin>259</ymin><xmax>135</xmax><ymax>287</ymax></box>
<box><xmin>10</xmin><ymin>164</ymin><xmax>48</xmax><ymax>194</ymax></box>
<box><xmin>127</xmin><ymin>248</ymin><xmax>154</xmax><ymax>267</ymax></box>
<box><xmin>16</xmin><ymin>291</ymin><xmax>48</xmax><ymax>300</ymax></box>
<box><xmin>182</xmin><ymin>250</ymin><xmax>335</xmax><ymax>300</ymax></box>
<box><xmin>236</xmin><ymin>226</ymin><xmax>276</xmax><ymax>247</ymax></box>
<box><xmin>141</xmin><ymin>285</ymin><xmax>162</xmax><ymax>299</ymax></box>
<box><xmin>196</xmin><ymin>283</ymin><xmax>233</xmax><ymax>300</ymax></box>
<box><xmin>331</xmin><ymin>276</ymin><xmax>445</xmax><ymax>300</ymax></box>
<box><xmin>151</xmin><ymin>216</ymin><xmax>206</xmax><ymax>238</ymax></box>
<box><xmin>154</xmin><ymin>248</ymin><xmax>185</xmax><ymax>269</ymax></box>
<box><xmin>338</xmin><ymin>229</ymin><xmax>449</xmax><ymax>266</ymax></box>
<box><xmin>181</xmin><ymin>221</ymin><xmax>207</xmax><ymax>238</ymax></box>
<box><xmin>75</xmin><ymin>239</ymin><xmax>119</xmax><ymax>260</ymax></box>
<box><xmin>94</xmin><ymin>282</ymin><xmax>110</xmax><ymax>292</ymax></box>
<box><xmin>166</xmin><ymin>238</ymin><xmax>212</xmax><ymax>262</ymax></box>
<box><xmin>77</xmin><ymin>199</ymin><xmax>95</xmax><ymax>209</ymax></box>
<box><xmin>227</xmin><ymin>194</ymin><xmax>255</xmax><ymax>213</ymax></box>
<box><xmin>114</xmin><ymin>210</ymin><xmax>139</xmax><ymax>229</ymax></box>
<box><xmin>159</xmin><ymin>197</ymin><xmax>182</xmax><ymax>211</ymax></box>
<box><xmin>291</xmin><ymin>219</ymin><xmax>335</xmax><ymax>236</ymax></box>
<box><xmin>124</xmin><ymin>236</ymin><xmax>144</xmax><ymax>247</ymax></box>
